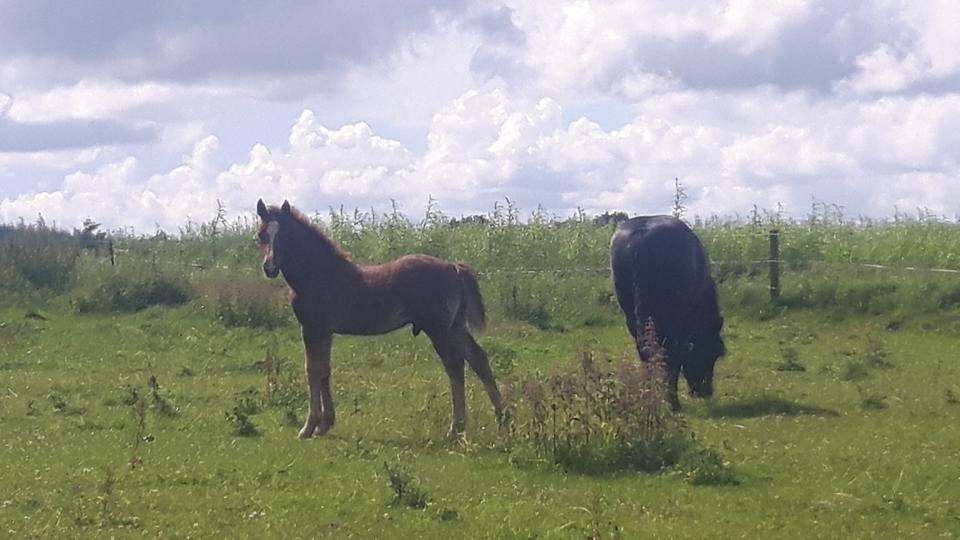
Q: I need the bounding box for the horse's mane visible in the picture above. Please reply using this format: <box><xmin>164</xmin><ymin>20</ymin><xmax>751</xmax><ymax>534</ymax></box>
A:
<box><xmin>279</xmin><ymin>205</ymin><xmax>353</xmax><ymax>261</ymax></box>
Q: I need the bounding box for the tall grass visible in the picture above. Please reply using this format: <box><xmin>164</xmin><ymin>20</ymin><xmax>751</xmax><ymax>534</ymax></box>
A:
<box><xmin>197</xmin><ymin>277</ymin><xmax>290</xmax><ymax>329</ymax></box>
<box><xmin>2</xmin><ymin>202</ymin><xmax>959</xmax><ymax>321</ymax></box>
<box><xmin>325</xmin><ymin>200</ymin><xmax>611</xmax><ymax>272</ymax></box>
<box><xmin>696</xmin><ymin>206</ymin><xmax>960</xmax><ymax>278</ymax></box>
<box><xmin>0</xmin><ymin>220</ymin><xmax>79</xmax><ymax>295</ymax></box>
<box><xmin>71</xmin><ymin>267</ymin><xmax>193</xmax><ymax>313</ymax></box>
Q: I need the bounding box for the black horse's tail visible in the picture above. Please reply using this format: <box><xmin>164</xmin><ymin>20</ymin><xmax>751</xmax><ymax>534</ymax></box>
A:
<box><xmin>633</xmin><ymin>279</ymin><xmax>652</xmax><ymax>361</ymax></box>
<box><xmin>455</xmin><ymin>263</ymin><xmax>487</xmax><ymax>335</ymax></box>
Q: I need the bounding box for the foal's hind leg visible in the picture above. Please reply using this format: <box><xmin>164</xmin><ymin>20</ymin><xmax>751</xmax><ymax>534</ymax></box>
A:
<box><xmin>462</xmin><ymin>332</ymin><xmax>505</xmax><ymax>426</ymax></box>
<box><xmin>299</xmin><ymin>327</ymin><xmax>335</xmax><ymax>439</ymax></box>
<box><xmin>427</xmin><ymin>332</ymin><xmax>467</xmax><ymax>439</ymax></box>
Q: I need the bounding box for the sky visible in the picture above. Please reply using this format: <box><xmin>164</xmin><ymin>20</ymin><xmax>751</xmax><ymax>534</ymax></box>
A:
<box><xmin>1</xmin><ymin>0</ymin><xmax>959</xmax><ymax>232</ymax></box>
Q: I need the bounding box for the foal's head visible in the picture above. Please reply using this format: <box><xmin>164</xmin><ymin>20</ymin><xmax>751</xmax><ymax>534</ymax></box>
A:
<box><xmin>256</xmin><ymin>198</ymin><xmax>293</xmax><ymax>279</ymax></box>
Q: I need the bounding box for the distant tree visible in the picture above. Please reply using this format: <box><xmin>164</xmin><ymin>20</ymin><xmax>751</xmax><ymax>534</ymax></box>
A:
<box><xmin>593</xmin><ymin>211</ymin><xmax>630</xmax><ymax>227</ymax></box>
<box><xmin>76</xmin><ymin>218</ymin><xmax>106</xmax><ymax>246</ymax></box>
<box><xmin>449</xmin><ymin>214</ymin><xmax>490</xmax><ymax>227</ymax></box>
<box><xmin>75</xmin><ymin>217</ymin><xmax>112</xmax><ymax>260</ymax></box>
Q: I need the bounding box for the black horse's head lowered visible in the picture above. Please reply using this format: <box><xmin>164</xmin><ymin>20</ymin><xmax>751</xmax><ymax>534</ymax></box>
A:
<box><xmin>610</xmin><ymin>215</ymin><xmax>726</xmax><ymax>409</ymax></box>
<box><xmin>680</xmin><ymin>315</ymin><xmax>726</xmax><ymax>398</ymax></box>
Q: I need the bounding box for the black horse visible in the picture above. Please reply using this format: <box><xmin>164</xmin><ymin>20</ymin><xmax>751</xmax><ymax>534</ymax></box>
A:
<box><xmin>609</xmin><ymin>215</ymin><xmax>726</xmax><ymax>410</ymax></box>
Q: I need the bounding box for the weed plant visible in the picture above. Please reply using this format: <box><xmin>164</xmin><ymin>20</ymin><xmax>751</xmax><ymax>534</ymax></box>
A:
<box><xmin>860</xmin><ymin>391</ymin><xmax>889</xmax><ymax>411</ymax></box>
<box><xmin>505</xmin><ymin>329</ymin><xmax>692</xmax><ymax>474</ymax></box>
<box><xmin>226</xmin><ymin>406</ymin><xmax>258</xmax><ymax>437</ymax></box>
<box><xmin>382</xmin><ymin>460</ymin><xmax>429</xmax><ymax>509</ymax></box>
<box><xmin>840</xmin><ymin>360</ymin><xmax>870</xmax><ymax>382</ymax></box>
<box><xmin>864</xmin><ymin>335</ymin><xmax>894</xmax><ymax>369</ymax></box>
<box><xmin>775</xmin><ymin>347</ymin><xmax>806</xmax><ymax>372</ymax></box>
<box><xmin>676</xmin><ymin>447</ymin><xmax>739</xmax><ymax>486</ymax></box>
<box><xmin>257</xmin><ymin>350</ymin><xmax>301</xmax><ymax>410</ymax></box>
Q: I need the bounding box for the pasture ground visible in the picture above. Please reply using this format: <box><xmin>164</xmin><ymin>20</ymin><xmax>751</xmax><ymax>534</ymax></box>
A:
<box><xmin>2</xmin><ymin>304</ymin><xmax>959</xmax><ymax>538</ymax></box>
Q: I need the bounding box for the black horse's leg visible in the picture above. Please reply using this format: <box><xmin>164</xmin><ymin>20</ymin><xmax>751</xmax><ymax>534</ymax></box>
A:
<box><xmin>666</xmin><ymin>364</ymin><xmax>681</xmax><ymax>411</ymax></box>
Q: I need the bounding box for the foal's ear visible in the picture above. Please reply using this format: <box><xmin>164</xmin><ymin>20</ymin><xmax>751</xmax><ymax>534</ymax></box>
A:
<box><xmin>257</xmin><ymin>199</ymin><xmax>268</xmax><ymax>220</ymax></box>
<box><xmin>281</xmin><ymin>200</ymin><xmax>291</xmax><ymax>214</ymax></box>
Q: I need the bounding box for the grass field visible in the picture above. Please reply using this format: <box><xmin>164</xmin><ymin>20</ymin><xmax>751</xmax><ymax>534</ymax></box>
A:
<box><xmin>3</xmin><ymin>304</ymin><xmax>960</xmax><ymax>537</ymax></box>
<box><xmin>2</xmin><ymin>208</ymin><xmax>960</xmax><ymax>538</ymax></box>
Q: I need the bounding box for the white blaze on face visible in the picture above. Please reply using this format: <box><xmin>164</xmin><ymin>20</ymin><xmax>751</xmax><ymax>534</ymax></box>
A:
<box><xmin>263</xmin><ymin>220</ymin><xmax>280</xmax><ymax>273</ymax></box>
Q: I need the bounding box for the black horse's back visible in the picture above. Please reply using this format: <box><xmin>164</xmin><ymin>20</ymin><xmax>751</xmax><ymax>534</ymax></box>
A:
<box><xmin>610</xmin><ymin>216</ymin><xmax>711</xmax><ymax>334</ymax></box>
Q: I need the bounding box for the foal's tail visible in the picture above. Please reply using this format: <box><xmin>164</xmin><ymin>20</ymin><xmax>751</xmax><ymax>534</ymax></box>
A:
<box><xmin>455</xmin><ymin>263</ymin><xmax>487</xmax><ymax>335</ymax></box>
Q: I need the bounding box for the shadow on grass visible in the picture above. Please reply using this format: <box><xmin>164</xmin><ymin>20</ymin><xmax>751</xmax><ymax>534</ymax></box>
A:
<box><xmin>706</xmin><ymin>396</ymin><xmax>840</xmax><ymax>418</ymax></box>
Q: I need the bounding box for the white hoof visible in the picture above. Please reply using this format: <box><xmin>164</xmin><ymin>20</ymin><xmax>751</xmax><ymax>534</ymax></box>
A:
<box><xmin>298</xmin><ymin>425</ymin><xmax>316</xmax><ymax>439</ymax></box>
<box><xmin>298</xmin><ymin>416</ymin><xmax>333</xmax><ymax>439</ymax></box>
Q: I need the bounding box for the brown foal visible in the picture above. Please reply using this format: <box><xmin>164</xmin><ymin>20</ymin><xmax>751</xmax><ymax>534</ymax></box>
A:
<box><xmin>256</xmin><ymin>199</ymin><xmax>504</xmax><ymax>439</ymax></box>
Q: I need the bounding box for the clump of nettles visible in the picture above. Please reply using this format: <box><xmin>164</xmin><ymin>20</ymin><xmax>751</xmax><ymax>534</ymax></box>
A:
<box><xmin>226</xmin><ymin>387</ymin><xmax>261</xmax><ymax>437</ymax></box>
<box><xmin>147</xmin><ymin>375</ymin><xmax>178</xmax><ymax>417</ymax></box>
<box><xmin>226</xmin><ymin>406</ymin><xmax>258</xmax><ymax>437</ymax></box>
<box><xmin>383</xmin><ymin>461</ymin><xmax>429</xmax><ymax>509</ymax></box>
<box><xmin>864</xmin><ymin>334</ymin><xmax>893</xmax><ymax>369</ymax></box>
<box><xmin>258</xmin><ymin>350</ymin><xmax>301</xmax><ymax>410</ymax></box>
<box><xmin>223</xmin><ymin>350</ymin><xmax>305</xmax><ymax>436</ymax></box>
<box><xmin>504</xmin><ymin>321</ymin><xmax>692</xmax><ymax>474</ymax></box>
<box><xmin>676</xmin><ymin>446</ymin><xmax>739</xmax><ymax>486</ymax></box>
<box><xmin>775</xmin><ymin>347</ymin><xmax>806</xmax><ymax>372</ymax></box>
<box><xmin>253</xmin><ymin>349</ymin><xmax>302</xmax><ymax>427</ymax></box>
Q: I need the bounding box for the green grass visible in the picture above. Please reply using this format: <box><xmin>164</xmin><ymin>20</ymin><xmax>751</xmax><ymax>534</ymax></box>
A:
<box><xmin>7</xmin><ymin>206</ymin><xmax>960</xmax><ymax>321</ymax></box>
<box><xmin>2</xmin><ymin>304</ymin><xmax>959</xmax><ymax>538</ymax></box>
<box><xmin>2</xmin><ymin>207</ymin><xmax>960</xmax><ymax>536</ymax></box>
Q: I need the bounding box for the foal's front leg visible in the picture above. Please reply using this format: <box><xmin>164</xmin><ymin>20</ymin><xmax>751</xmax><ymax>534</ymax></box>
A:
<box><xmin>299</xmin><ymin>327</ymin><xmax>335</xmax><ymax>439</ymax></box>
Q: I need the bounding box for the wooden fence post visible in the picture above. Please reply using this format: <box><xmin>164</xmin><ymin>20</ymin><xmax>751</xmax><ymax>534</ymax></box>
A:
<box><xmin>769</xmin><ymin>229</ymin><xmax>780</xmax><ymax>302</ymax></box>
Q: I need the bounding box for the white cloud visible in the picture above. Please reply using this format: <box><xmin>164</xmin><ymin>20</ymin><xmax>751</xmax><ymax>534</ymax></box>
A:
<box><xmin>334</xmin><ymin>18</ymin><xmax>484</xmax><ymax>130</ymax></box>
<box><xmin>872</xmin><ymin>171</ymin><xmax>960</xmax><ymax>217</ymax></box>
<box><xmin>0</xmin><ymin>115</ymin><xmax>417</xmax><ymax>231</ymax></box>
<box><xmin>841</xmin><ymin>45</ymin><xmax>927</xmax><ymax>94</ymax></box>
<box><xmin>497</xmin><ymin>0</ymin><xmax>816</xmax><ymax>97</ymax></box>
<box><xmin>7</xmin><ymin>80</ymin><xmax>178</xmax><ymax>123</ymax></box>
<box><xmin>5</xmin><ymin>85</ymin><xmax>960</xmax><ymax>230</ymax></box>
<box><xmin>712</xmin><ymin>0</ymin><xmax>812</xmax><ymax>54</ymax></box>
<box><xmin>0</xmin><ymin>1</ymin><xmax>471</xmax><ymax>87</ymax></box>
<box><xmin>900</xmin><ymin>0</ymin><xmax>960</xmax><ymax>78</ymax></box>
<box><xmin>412</xmin><ymin>90</ymin><xmax>569</xmax><ymax>209</ymax></box>
<box><xmin>845</xmin><ymin>95</ymin><xmax>960</xmax><ymax>170</ymax></box>
<box><xmin>2</xmin><ymin>1</ymin><xmax>960</xmax><ymax>229</ymax></box>
<box><xmin>839</xmin><ymin>1</ymin><xmax>960</xmax><ymax>95</ymax></box>
<box><xmin>0</xmin><ymin>148</ymin><xmax>103</xmax><ymax>176</ymax></box>
<box><xmin>610</xmin><ymin>72</ymin><xmax>680</xmax><ymax>100</ymax></box>
<box><xmin>1</xmin><ymin>158</ymin><xmax>139</xmax><ymax>229</ymax></box>
<box><xmin>722</xmin><ymin>125</ymin><xmax>855</xmax><ymax>179</ymax></box>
